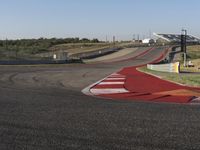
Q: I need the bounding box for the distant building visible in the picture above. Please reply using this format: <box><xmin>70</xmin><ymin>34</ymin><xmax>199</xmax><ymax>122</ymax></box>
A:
<box><xmin>142</xmin><ymin>38</ymin><xmax>155</xmax><ymax>44</ymax></box>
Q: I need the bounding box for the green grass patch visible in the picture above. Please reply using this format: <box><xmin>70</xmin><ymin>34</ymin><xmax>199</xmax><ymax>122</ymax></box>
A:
<box><xmin>138</xmin><ymin>66</ymin><xmax>200</xmax><ymax>87</ymax></box>
<box><xmin>175</xmin><ymin>45</ymin><xmax>200</xmax><ymax>72</ymax></box>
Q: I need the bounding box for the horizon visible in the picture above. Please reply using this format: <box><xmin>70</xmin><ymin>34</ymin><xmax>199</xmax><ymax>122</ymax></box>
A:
<box><xmin>0</xmin><ymin>0</ymin><xmax>200</xmax><ymax>41</ymax></box>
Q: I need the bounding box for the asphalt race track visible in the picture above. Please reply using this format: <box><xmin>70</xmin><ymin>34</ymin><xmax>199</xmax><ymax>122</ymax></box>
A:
<box><xmin>0</xmin><ymin>47</ymin><xmax>200</xmax><ymax>150</ymax></box>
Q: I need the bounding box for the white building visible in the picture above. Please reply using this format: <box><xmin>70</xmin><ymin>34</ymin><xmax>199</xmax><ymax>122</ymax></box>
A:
<box><xmin>142</xmin><ymin>38</ymin><xmax>155</xmax><ymax>44</ymax></box>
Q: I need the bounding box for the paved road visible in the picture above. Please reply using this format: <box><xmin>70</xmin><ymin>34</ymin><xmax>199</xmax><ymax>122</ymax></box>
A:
<box><xmin>0</xmin><ymin>47</ymin><xmax>200</xmax><ymax>150</ymax></box>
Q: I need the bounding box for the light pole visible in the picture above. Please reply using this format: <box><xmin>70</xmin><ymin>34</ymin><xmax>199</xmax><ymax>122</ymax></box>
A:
<box><xmin>181</xmin><ymin>29</ymin><xmax>187</xmax><ymax>67</ymax></box>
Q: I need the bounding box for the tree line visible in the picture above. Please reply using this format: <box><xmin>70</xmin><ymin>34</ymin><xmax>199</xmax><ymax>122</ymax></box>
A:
<box><xmin>0</xmin><ymin>38</ymin><xmax>100</xmax><ymax>54</ymax></box>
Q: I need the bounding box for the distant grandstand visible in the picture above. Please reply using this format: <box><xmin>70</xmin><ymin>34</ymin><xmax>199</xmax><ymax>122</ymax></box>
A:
<box><xmin>153</xmin><ymin>33</ymin><xmax>200</xmax><ymax>43</ymax></box>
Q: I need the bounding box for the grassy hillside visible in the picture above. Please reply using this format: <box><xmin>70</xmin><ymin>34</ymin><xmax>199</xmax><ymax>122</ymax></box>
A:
<box><xmin>50</xmin><ymin>43</ymin><xmax>112</xmax><ymax>55</ymax></box>
<box><xmin>0</xmin><ymin>38</ymin><xmax>103</xmax><ymax>60</ymax></box>
<box><xmin>187</xmin><ymin>45</ymin><xmax>200</xmax><ymax>59</ymax></box>
<box><xmin>138</xmin><ymin>66</ymin><xmax>200</xmax><ymax>87</ymax></box>
<box><xmin>0</xmin><ymin>37</ymin><xmax>148</xmax><ymax>60</ymax></box>
<box><xmin>137</xmin><ymin>45</ymin><xmax>200</xmax><ymax>87</ymax></box>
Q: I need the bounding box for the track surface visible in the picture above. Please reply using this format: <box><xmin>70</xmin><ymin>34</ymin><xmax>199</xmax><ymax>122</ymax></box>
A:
<box><xmin>88</xmin><ymin>48</ymin><xmax>200</xmax><ymax>103</ymax></box>
<box><xmin>0</xmin><ymin>47</ymin><xmax>200</xmax><ymax>149</ymax></box>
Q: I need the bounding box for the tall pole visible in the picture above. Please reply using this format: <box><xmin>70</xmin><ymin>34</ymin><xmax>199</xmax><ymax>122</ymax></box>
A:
<box><xmin>185</xmin><ymin>29</ymin><xmax>187</xmax><ymax>67</ymax></box>
<box><xmin>181</xmin><ymin>29</ymin><xmax>187</xmax><ymax>67</ymax></box>
<box><xmin>137</xmin><ymin>34</ymin><xmax>140</xmax><ymax>41</ymax></box>
<box><xmin>113</xmin><ymin>36</ymin><xmax>115</xmax><ymax>46</ymax></box>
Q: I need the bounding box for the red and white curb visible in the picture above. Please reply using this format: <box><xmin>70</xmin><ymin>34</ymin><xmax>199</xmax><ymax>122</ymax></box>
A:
<box><xmin>82</xmin><ymin>72</ymin><xmax>200</xmax><ymax>104</ymax></box>
<box><xmin>82</xmin><ymin>73</ymin><xmax>129</xmax><ymax>96</ymax></box>
<box><xmin>191</xmin><ymin>97</ymin><xmax>200</xmax><ymax>104</ymax></box>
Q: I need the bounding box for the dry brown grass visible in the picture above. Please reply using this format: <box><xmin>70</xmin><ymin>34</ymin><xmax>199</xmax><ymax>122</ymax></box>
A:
<box><xmin>180</xmin><ymin>45</ymin><xmax>200</xmax><ymax>72</ymax></box>
<box><xmin>188</xmin><ymin>45</ymin><xmax>200</xmax><ymax>52</ymax></box>
<box><xmin>50</xmin><ymin>43</ymin><xmax>112</xmax><ymax>55</ymax></box>
<box><xmin>138</xmin><ymin>66</ymin><xmax>200</xmax><ymax>87</ymax></box>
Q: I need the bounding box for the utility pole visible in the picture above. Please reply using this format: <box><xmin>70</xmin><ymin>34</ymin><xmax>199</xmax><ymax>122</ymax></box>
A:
<box><xmin>113</xmin><ymin>36</ymin><xmax>115</xmax><ymax>44</ymax></box>
<box><xmin>137</xmin><ymin>34</ymin><xmax>140</xmax><ymax>41</ymax></box>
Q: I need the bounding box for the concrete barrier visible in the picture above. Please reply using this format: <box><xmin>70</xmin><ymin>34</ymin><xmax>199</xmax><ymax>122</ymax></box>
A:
<box><xmin>147</xmin><ymin>62</ymin><xmax>180</xmax><ymax>73</ymax></box>
<box><xmin>71</xmin><ymin>48</ymin><xmax>120</xmax><ymax>59</ymax></box>
<box><xmin>0</xmin><ymin>58</ymin><xmax>82</xmax><ymax>65</ymax></box>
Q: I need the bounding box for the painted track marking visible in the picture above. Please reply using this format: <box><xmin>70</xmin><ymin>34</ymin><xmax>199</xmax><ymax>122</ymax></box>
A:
<box><xmin>90</xmin><ymin>88</ymin><xmax>129</xmax><ymax>95</ymax></box>
<box><xmin>99</xmin><ymin>82</ymin><xmax>125</xmax><ymax>85</ymax></box>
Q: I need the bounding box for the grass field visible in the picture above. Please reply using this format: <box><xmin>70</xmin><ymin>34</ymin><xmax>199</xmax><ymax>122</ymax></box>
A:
<box><xmin>0</xmin><ymin>41</ymin><xmax>143</xmax><ymax>60</ymax></box>
<box><xmin>138</xmin><ymin>66</ymin><xmax>200</xmax><ymax>87</ymax></box>
<box><xmin>50</xmin><ymin>43</ymin><xmax>112</xmax><ymax>55</ymax></box>
<box><xmin>138</xmin><ymin>45</ymin><xmax>200</xmax><ymax>87</ymax></box>
<box><xmin>49</xmin><ymin>42</ymin><xmax>141</xmax><ymax>55</ymax></box>
<box><xmin>180</xmin><ymin>45</ymin><xmax>200</xmax><ymax>72</ymax></box>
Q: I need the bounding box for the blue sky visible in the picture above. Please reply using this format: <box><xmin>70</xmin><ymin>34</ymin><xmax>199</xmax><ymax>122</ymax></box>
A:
<box><xmin>0</xmin><ymin>0</ymin><xmax>199</xmax><ymax>40</ymax></box>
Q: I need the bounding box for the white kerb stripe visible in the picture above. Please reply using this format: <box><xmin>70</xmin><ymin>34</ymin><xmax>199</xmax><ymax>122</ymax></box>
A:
<box><xmin>111</xmin><ymin>73</ymin><xmax>121</xmax><ymax>76</ymax></box>
<box><xmin>105</xmin><ymin>78</ymin><xmax>125</xmax><ymax>80</ymax></box>
<box><xmin>90</xmin><ymin>88</ymin><xmax>129</xmax><ymax>95</ymax></box>
<box><xmin>99</xmin><ymin>82</ymin><xmax>124</xmax><ymax>85</ymax></box>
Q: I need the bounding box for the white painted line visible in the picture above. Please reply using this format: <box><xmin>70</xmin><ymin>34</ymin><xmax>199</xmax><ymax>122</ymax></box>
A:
<box><xmin>99</xmin><ymin>82</ymin><xmax>124</xmax><ymax>85</ymax></box>
<box><xmin>82</xmin><ymin>76</ymin><xmax>109</xmax><ymax>96</ymax></box>
<box><xmin>109</xmin><ymin>74</ymin><xmax>125</xmax><ymax>77</ymax></box>
<box><xmin>90</xmin><ymin>88</ymin><xmax>129</xmax><ymax>95</ymax></box>
<box><xmin>105</xmin><ymin>78</ymin><xmax>125</xmax><ymax>80</ymax></box>
<box><xmin>111</xmin><ymin>73</ymin><xmax>121</xmax><ymax>76</ymax></box>
<box><xmin>82</xmin><ymin>73</ymin><xmax>126</xmax><ymax>96</ymax></box>
<box><xmin>191</xmin><ymin>97</ymin><xmax>200</xmax><ymax>104</ymax></box>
